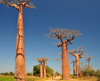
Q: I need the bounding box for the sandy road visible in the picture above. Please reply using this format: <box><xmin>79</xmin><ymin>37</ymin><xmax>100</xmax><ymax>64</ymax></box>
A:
<box><xmin>45</xmin><ymin>76</ymin><xmax>61</xmax><ymax>81</ymax></box>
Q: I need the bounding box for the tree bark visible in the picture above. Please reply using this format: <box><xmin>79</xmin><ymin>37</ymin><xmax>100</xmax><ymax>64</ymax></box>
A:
<box><xmin>73</xmin><ymin>63</ymin><xmax>75</xmax><ymax>77</ymax></box>
<box><xmin>40</xmin><ymin>62</ymin><xmax>43</xmax><ymax>77</ymax></box>
<box><xmin>62</xmin><ymin>43</ymin><xmax>70</xmax><ymax>80</ymax></box>
<box><xmin>14</xmin><ymin>5</ymin><xmax>26</xmax><ymax>81</ymax></box>
<box><xmin>44</xmin><ymin>62</ymin><xmax>46</xmax><ymax>78</ymax></box>
<box><xmin>89</xmin><ymin>60</ymin><xmax>91</xmax><ymax>70</ymax></box>
<box><xmin>76</xmin><ymin>56</ymin><xmax>80</xmax><ymax>77</ymax></box>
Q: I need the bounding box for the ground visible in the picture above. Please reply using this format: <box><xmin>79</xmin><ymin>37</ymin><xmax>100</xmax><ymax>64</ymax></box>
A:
<box><xmin>45</xmin><ymin>76</ymin><xmax>99</xmax><ymax>81</ymax></box>
<box><xmin>0</xmin><ymin>75</ymin><xmax>99</xmax><ymax>81</ymax></box>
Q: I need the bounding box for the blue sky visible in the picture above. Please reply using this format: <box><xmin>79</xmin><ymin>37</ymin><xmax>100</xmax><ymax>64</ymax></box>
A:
<box><xmin>0</xmin><ymin>0</ymin><xmax>100</xmax><ymax>74</ymax></box>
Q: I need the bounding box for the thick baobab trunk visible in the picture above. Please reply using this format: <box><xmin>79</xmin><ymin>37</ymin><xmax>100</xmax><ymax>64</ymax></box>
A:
<box><xmin>14</xmin><ymin>5</ymin><xmax>26</xmax><ymax>81</ymax></box>
<box><xmin>62</xmin><ymin>43</ymin><xmax>70</xmax><ymax>80</ymax></box>
<box><xmin>76</xmin><ymin>56</ymin><xmax>80</xmax><ymax>77</ymax></box>
<box><xmin>73</xmin><ymin>63</ymin><xmax>75</xmax><ymax>77</ymax></box>
<box><xmin>89</xmin><ymin>60</ymin><xmax>91</xmax><ymax>70</ymax></box>
<box><xmin>44</xmin><ymin>62</ymin><xmax>46</xmax><ymax>78</ymax></box>
<box><xmin>40</xmin><ymin>62</ymin><xmax>43</xmax><ymax>77</ymax></box>
<box><xmin>79</xmin><ymin>61</ymin><xmax>81</xmax><ymax>76</ymax></box>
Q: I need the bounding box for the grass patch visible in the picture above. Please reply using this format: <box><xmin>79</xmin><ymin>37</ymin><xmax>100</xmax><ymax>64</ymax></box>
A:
<box><xmin>0</xmin><ymin>76</ymin><xmax>14</xmax><ymax>81</ymax></box>
<box><xmin>0</xmin><ymin>76</ymin><xmax>50</xmax><ymax>81</ymax></box>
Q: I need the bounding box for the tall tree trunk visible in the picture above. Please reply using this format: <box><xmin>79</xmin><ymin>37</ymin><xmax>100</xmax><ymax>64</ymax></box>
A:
<box><xmin>14</xmin><ymin>5</ymin><xmax>26</xmax><ymax>81</ymax></box>
<box><xmin>73</xmin><ymin>63</ymin><xmax>75</xmax><ymax>77</ymax></box>
<box><xmin>89</xmin><ymin>60</ymin><xmax>91</xmax><ymax>70</ymax></box>
<box><xmin>76</xmin><ymin>57</ymin><xmax>79</xmax><ymax>77</ymax></box>
<box><xmin>40</xmin><ymin>62</ymin><xmax>43</xmax><ymax>77</ymax></box>
<box><xmin>44</xmin><ymin>62</ymin><xmax>46</xmax><ymax>78</ymax></box>
<box><xmin>62</xmin><ymin>43</ymin><xmax>70</xmax><ymax>80</ymax></box>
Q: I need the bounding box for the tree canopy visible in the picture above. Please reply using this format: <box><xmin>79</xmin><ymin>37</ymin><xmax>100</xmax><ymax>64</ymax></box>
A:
<box><xmin>0</xmin><ymin>0</ymin><xmax>36</xmax><ymax>10</ymax></box>
<box><xmin>45</xmin><ymin>27</ymin><xmax>81</xmax><ymax>47</ymax></box>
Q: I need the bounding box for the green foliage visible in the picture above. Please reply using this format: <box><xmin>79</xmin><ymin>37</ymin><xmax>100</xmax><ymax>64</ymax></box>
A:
<box><xmin>27</xmin><ymin>72</ymin><xmax>33</xmax><ymax>76</ymax></box>
<box><xmin>46</xmin><ymin>66</ymin><xmax>54</xmax><ymax>77</ymax></box>
<box><xmin>9</xmin><ymin>72</ymin><xmax>14</xmax><ymax>76</ymax></box>
<box><xmin>96</xmin><ymin>69</ymin><xmax>100</xmax><ymax>78</ymax></box>
<box><xmin>0</xmin><ymin>72</ymin><xmax>14</xmax><ymax>76</ymax></box>
<box><xmin>55</xmin><ymin>71</ymin><xmax>60</xmax><ymax>76</ymax></box>
<box><xmin>82</xmin><ymin>69</ymin><xmax>100</xmax><ymax>78</ymax></box>
<box><xmin>4</xmin><ymin>72</ymin><xmax>9</xmax><ymax>75</ymax></box>
<box><xmin>33</xmin><ymin>65</ymin><xmax>40</xmax><ymax>76</ymax></box>
<box><xmin>33</xmin><ymin>64</ymin><xmax>54</xmax><ymax>77</ymax></box>
<box><xmin>82</xmin><ymin>69</ymin><xmax>96</xmax><ymax>76</ymax></box>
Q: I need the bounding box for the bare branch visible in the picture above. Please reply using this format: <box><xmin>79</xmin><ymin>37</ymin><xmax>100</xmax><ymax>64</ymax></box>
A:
<box><xmin>70</xmin><ymin>59</ymin><xmax>76</xmax><ymax>64</ymax></box>
<box><xmin>53</xmin><ymin>42</ymin><xmax>57</xmax><ymax>45</ymax></box>
<box><xmin>53</xmin><ymin>58</ymin><xmax>61</xmax><ymax>61</ymax></box>
<box><xmin>53</xmin><ymin>42</ymin><xmax>62</xmax><ymax>47</ymax></box>
<box><xmin>41</xmin><ymin>57</ymin><xmax>49</xmax><ymax>63</ymax></box>
<box><xmin>69</xmin><ymin>46</ymin><xmax>88</xmax><ymax>59</ymax></box>
<box><xmin>58</xmin><ymin>53</ymin><xmax>62</xmax><ymax>56</ymax></box>
<box><xmin>68</xmin><ymin>49</ymin><xmax>76</xmax><ymax>56</ymax></box>
<box><xmin>86</xmin><ymin>55</ymin><xmax>93</xmax><ymax>61</ymax></box>
<box><xmin>57</xmin><ymin>43</ymin><xmax>62</xmax><ymax>47</ymax></box>
<box><xmin>80</xmin><ymin>53</ymin><xmax>88</xmax><ymax>58</ymax></box>
<box><xmin>1</xmin><ymin>0</ymin><xmax>20</xmax><ymax>10</ymax></box>
<box><xmin>45</xmin><ymin>27</ymin><xmax>81</xmax><ymax>46</ymax></box>
<box><xmin>0</xmin><ymin>0</ymin><xmax>36</xmax><ymax>9</ymax></box>
<box><xmin>36</xmin><ymin>57</ymin><xmax>49</xmax><ymax>63</ymax></box>
<box><xmin>25</xmin><ymin>3</ymin><xmax>36</xmax><ymax>9</ymax></box>
<box><xmin>66</xmin><ymin>43</ymin><xmax>69</xmax><ymax>46</ymax></box>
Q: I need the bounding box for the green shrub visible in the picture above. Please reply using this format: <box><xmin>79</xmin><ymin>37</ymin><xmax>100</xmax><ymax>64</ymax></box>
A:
<box><xmin>96</xmin><ymin>69</ymin><xmax>100</xmax><ymax>78</ymax></box>
<box><xmin>46</xmin><ymin>73</ymin><xmax>51</xmax><ymax>77</ymax></box>
<box><xmin>9</xmin><ymin>72</ymin><xmax>14</xmax><ymax>76</ymax></box>
<box><xmin>82</xmin><ymin>69</ymin><xmax>96</xmax><ymax>76</ymax></box>
<box><xmin>33</xmin><ymin>64</ymin><xmax>54</xmax><ymax>77</ymax></box>
<box><xmin>4</xmin><ymin>72</ymin><xmax>9</xmax><ymax>75</ymax></box>
<box><xmin>55</xmin><ymin>71</ymin><xmax>60</xmax><ymax>76</ymax></box>
<box><xmin>27</xmin><ymin>72</ymin><xmax>33</xmax><ymax>76</ymax></box>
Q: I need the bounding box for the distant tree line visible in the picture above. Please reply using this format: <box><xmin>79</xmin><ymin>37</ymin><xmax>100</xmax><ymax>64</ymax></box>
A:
<box><xmin>0</xmin><ymin>72</ymin><xmax>14</xmax><ymax>76</ymax></box>
<box><xmin>0</xmin><ymin>72</ymin><xmax>33</xmax><ymax>76</ymax></box>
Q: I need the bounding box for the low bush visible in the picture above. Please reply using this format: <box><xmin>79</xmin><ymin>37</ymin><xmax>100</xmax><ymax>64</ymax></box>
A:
<box><xmin>82</xmin><ymin>69</ymin><xmax>96</xmax><ymax>76</ymax></box>
<box><xmin>27</xmin><ymin>72</ymin><xmax>33</xmax><ymax>76</ymax></box>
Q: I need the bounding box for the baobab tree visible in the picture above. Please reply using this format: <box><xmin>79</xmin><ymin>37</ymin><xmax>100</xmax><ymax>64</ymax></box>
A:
<box><xmin>71</xmin><ymin>60</ymin><xmax>76</xmax><ymax>77</ymax></box>
<box><xmin>35</xmin><ymin>58</ymin><xmax>43</xmax><ymax>78</ymax></box>
<box><xmin>0</xmin><ymin>0</ymin><xmax>36</xmax><ymax>81</ymax></box>
<box><xmin>86</xmin><ymin>56</ymin><xmax>93</xmax><ymax>70</ymax></box>
<box><xmin>45</xmin><ymin>27</ymin><xmax>81</xmax><ymax>80</ymax></box>
<box><xmin>42</xmin><ymin>57</ymin><xmax>49</xmax><ymax>78</ymax></box>
<box><xmin>69</xmin><ymin>46</ymin><xmax>88</xmax><ymax>77</ymax></box>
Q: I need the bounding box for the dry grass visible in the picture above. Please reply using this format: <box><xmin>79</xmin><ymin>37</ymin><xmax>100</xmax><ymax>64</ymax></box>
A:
<box><xmin>45</xmin><ymin>76</ymin><xmax>99</xmax><ymax>81</ymax></box>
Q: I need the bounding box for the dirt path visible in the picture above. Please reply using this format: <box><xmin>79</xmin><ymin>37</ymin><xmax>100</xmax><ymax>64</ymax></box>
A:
<box><xmin>45</xmin><ymin>76</ymin><xmax>61</xmax><ymax>81</ymax></box>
